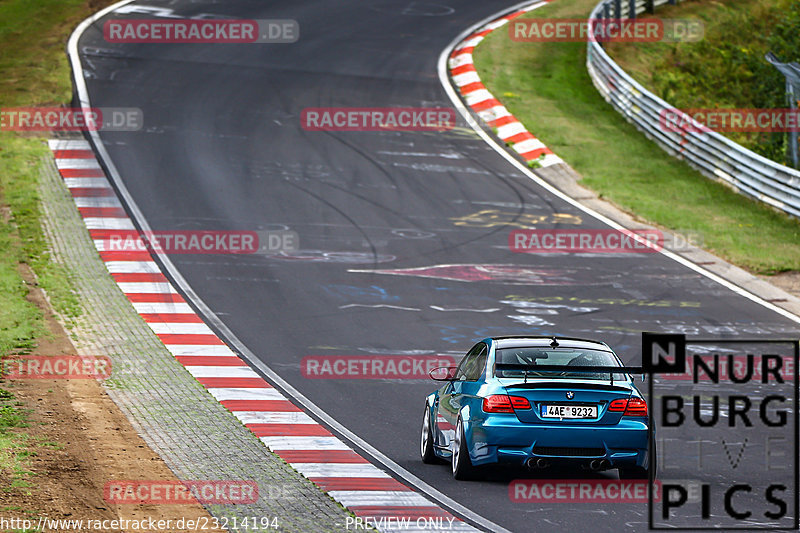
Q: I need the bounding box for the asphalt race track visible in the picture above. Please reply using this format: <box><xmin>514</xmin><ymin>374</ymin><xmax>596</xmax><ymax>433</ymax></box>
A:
<box><xmin>76</xmin><ymin>1</ymin><xmax>800</xmax><ymax>530</ymax></box>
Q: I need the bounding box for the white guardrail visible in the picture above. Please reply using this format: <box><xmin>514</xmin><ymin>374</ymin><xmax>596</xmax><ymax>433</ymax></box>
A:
<box><xmin>585</xmin><ymin>0</ymin><xmax>800</xmax><ymax>219</ymax></box>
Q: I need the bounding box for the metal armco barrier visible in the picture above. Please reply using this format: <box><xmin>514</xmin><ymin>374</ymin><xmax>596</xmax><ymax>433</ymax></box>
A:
<box><xmin>585</xmin><ymin>0</ymin><xmax>800</xmax><ymax>219</ymax></box>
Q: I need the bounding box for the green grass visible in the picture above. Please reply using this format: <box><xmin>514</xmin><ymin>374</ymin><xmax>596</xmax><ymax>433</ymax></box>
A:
<box><xmin>0</xmin><ymin>0</ymin><xmax>115</xmax><ymax>507</ymax></box>
<box><xmin>0</xmin><ymin>134</ymin><xmax>83</xmax><ymax>331</ymax></box>
<box><xmin>0</xmin><ymin>404</ymin><xmax>27</xmax><ymax>431</ymax></box>
<box><xmin>0</xmin><ymin>0</ymin><xmax>92</xmax><ymax>334</ymax></box>
<box><xmin>0</xmin><ymin>391</ymin><xmax>34</xmax><ymax>492</ymax></box>
<box><xmin>0</xmin><ymin>0</ymin><xmax>91</xmax><ymax>352</ymax></box>
<box><xmin>472</xmin><ymin>0</ymin><xmax>800</xmax><ymax>274</ymax></box>
<box><xmin>0</xmin><ymin>225</ymin><xmax>42</xmax><ymax>355</ymax></box>
<box><xmin>0</xmin><ymin>0</ymin><xmax>96</xmax><ymax>108</ymax></box>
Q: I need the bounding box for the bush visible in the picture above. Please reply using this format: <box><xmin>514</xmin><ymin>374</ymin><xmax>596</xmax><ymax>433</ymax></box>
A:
<box><xmin>611</xmin><ymin>0</ymin><xmax>800</xmax><ymax>164</ymax></box>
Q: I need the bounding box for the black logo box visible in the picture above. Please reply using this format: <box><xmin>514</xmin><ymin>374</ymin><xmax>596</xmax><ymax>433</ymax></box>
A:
<box><xmin>643</xmin><ymin>333</ymin><xmax>799</xmax><ymax>531</ymax></box>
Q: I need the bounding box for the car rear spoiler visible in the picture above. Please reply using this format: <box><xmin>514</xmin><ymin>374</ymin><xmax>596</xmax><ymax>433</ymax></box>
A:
<box><xmin>494</xmin><ymin>363</ymin><xmax>645</xmax><ymax>385</ymax></box>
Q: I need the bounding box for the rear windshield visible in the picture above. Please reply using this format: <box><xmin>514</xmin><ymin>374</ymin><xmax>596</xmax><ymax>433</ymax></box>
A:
<box><xmin>494</xmin><ymin>347</ymin><xmax>623</xmax><ymax>380</ymax></box>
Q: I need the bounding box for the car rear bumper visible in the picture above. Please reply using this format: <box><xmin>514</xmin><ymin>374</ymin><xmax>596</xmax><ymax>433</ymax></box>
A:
<box><xmin>466</xmin><ymin>415</ymin><xmax>650</xmax><ymax>469</ymax></box>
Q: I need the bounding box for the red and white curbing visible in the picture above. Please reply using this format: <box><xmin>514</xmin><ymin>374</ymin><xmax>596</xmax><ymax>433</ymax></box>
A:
<box><xmin>49</xmin><ymin>138</ymin><xmax>479</xmax><ymax>533</ymax></box>
<box><xmin>448</xmin><ymin>1</ymin><xmax>563</xmax><ymax>169</ymax></box>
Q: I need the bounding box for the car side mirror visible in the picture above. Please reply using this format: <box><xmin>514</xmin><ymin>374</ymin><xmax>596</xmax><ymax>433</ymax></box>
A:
<box><xmin>429</xmin><ymin>366</ymin><xmax>458</xmax><ymax>381</ymax></box>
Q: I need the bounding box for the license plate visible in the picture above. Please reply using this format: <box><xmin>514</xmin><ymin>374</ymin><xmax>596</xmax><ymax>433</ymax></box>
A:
<box><xmin>540</xmin><ymin>404</ymin><xmax>597</xmax><ymax>419</ymax></box>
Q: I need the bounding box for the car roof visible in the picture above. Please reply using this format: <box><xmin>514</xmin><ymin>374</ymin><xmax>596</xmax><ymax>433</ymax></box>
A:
<box><xmin>487</xmin><ymin>336</ymin><xmax>613</xmax><ymax>352</ymax></box>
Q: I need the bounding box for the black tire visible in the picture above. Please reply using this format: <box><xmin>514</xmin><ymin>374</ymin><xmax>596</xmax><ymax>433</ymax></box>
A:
<box><xmin>618</xmin><ymin>466</ymin><xmax>649</xmax><ymax>479</ymax></box>
<box><xmin>452</xmin><ymin>418</ymin><xmax>477</xmax><ymax>480</ymax></box>
<box><xmin>420</xmin><ymin>406</ymin><xmax>438</xmax><ymax>464</ymax></box>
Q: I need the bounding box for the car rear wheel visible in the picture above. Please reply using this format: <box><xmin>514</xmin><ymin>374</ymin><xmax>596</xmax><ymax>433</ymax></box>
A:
<box><xmin>452</xmin><ymin>418</ymin><xmax>477</xmax><ymax>480</ymax></box>
<box><xmin>420</xmin><ymin>406</ymin><xmax>438</xmax><ymax>464</ymax></box>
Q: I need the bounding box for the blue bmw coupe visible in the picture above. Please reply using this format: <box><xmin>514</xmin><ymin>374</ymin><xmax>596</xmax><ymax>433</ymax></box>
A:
<box><xmin>421</xmin><ymin>336</ymin><xmax>653</xmax><ymax>480</ymax></box>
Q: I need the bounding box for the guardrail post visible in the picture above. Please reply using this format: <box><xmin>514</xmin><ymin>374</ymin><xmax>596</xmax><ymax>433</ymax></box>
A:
<box><xmin>629</xmin><ymin>0</ymin><xmax>636</xmax><ymax>18</ymax></box>
<box><xmin>668</xmin><ymin>0</ymin><xmax>677</xmax><ymax>5</ymax></box>
<box><xmin>766</xmin><ymin>52</ymin><xmax>800</xmax><ymax>169</ymax></box>
<box><xmin>788</xmin><ymin>83</ymin><xmax>799</xmax><ymax>169</ymax></box>
<box><xmin>645</xmin><ymin>0</ymin><xmax>654</xmax><ymax>14</ymax></box>
<box><xmin>597</xmin><ymin>2</ymin><xmax>611</xmax><ymax>48</ymax></box>
<box><xmin>614</xmin><ymin>0</ymin><xmax>621</xmax><ymax>19</ymax></box>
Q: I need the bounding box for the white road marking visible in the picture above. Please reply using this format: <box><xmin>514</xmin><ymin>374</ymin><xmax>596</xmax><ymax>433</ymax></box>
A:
<box><xmin>105</xmin><ymin>261</ymin><xmax>160</xmax><ymax>273</ymax></box>
<box><xmin>131</xmin><ymin>302</ymin><xmax>195</xmax><ymax>314</ymax></box>
<box><xmin>207</xmin><ymin>388</ymin><xmax>282</xmax><ymax>402</ymax></box>
<box><xmin>55</xmin><ymin>158</ymin><xmax>101</xmax><ymax>169</ymax></box>
<box><xmin>73</xmin><ymin>197</ymin><xmax>122</xmax><ymax>207</ymax></box>
<box><xmin>495</xmin><ymin>122</ymin><xmax>527</xmax><ymax>139</ymax></box>
<box><xmin>184</xmin><ymin>366</ymin><xmax>260</xmax><ymax>378</ymax></box>
<box><xmin>452</xmin><ymin>71</ymin><xmax>481</xmax><ymax>86</ymax></box>
<box><xmin>339</xmin><ymin>304</ymin><xmax>421</xmax><ymax>311</ymax></box>
<box><xmin>430</xmin><ymin>306</ymin><xmax>499</xmax><ymax>313</ymax></box>
<box><xmin>64</xmin><ymin>177</ymin><xmax>112</xmax><ymax>188</ymax></box>
<box><xmin>235</xmin><ymin>411</ymin><xmax>316</xmax><ymax>424</ymax></box>
<box><xmin>147</xmin><ymin>322</ymin><xmax>217</xmax><ymax>335</ymax></box>
<box><xmin>511</xmin><ymin>138</ymin><xmax>546</xmax><ymax>154</ymax></box>
<box><xmin>83</xmin><ymin>217</ymin><xmax>135</xmax><ymax>230</ymax></box>
<box><xmin>260</xmin><ymin>436</ymin><xmax>351</xmax><ymax>451</ymax></box>
<box><xmin>116</xmin><ymin>282</ymin><xmax>177</xmax><ymax>294</ymax></box>
<box><xmin>376</xmin><ymin>151</ymin><xmax>463</xmax><ymax>159</ymax></box>
<box><xmin>165</xmin><ymin>345</ymin><xmax>237</xmax><ymax>357</ymax></box>
<box><xmin>48</xmin><ymin>139</ymin><xmax>90</xmax><ymax>150</ymax></box>
<box><xmin>329</xmin><ymin>491</ymin><xmax>432</xmax><ymax>507</ymax></box>
<box><xmin>292</xmin><ymin>463</ymin><xmax>390</xmax><ymax>478</ymax></box>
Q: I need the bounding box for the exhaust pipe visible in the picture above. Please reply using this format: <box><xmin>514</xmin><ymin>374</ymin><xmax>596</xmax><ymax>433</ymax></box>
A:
<box><xmin>525</xmin><ymin>458</ymin><xmax>550</xmax><ymax>469</ymax></box>
<box><xmin>588</xmin><ymin>459</ymin><xmax>611</xmax><ymax>471</ymax></box>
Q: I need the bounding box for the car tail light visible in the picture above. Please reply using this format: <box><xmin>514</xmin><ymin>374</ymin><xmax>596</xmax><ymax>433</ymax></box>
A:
<box><xmin>608</xmin><ymin>399</ymin><xmax>628</xmax><ymax>412</ymax></box>
<box><xmin>624</xmin><ymin>397</ymin><xmax>648</xmax><ymax>416</ymax></box>
<box><xmin>607</xmin><ymin>398</ymin><xmax>647</xmax><ymax>416</ymax></box>
<box><xmin>483</xmin><ymin>395</ymin><xmax>531</xmax><ymax>413</ymax></box>
<box><xmin>483</xmin><ymin>395</ymin><xmax>512</xmax><ymax>413</ymax></box>
<box><xmin>510</xmin><ymin>396</ymin><xmax>531</xmax><ymax>409</ymax></box>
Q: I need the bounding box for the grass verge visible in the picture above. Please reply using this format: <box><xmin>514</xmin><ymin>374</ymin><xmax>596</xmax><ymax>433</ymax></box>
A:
<box><xmin>0</xmin><ymin>0</ymin><xmax>115</xmax><ymax>511</ymax></box>
<box><xmin>0</xmin><ymin>391</ymin><xmax>33</xmax><ymax>493</ymax></box>
<box><xmin>0</xmin><ymin>0</ymin><xmax>97</xmax><ymax>333</ymax></box>
<box><xmin>472</xmin><ymin>0</ymin><xmax>800</xmax><ymax>274</ymax></box>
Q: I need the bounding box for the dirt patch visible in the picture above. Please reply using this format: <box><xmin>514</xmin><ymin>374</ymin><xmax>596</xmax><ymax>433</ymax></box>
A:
<box><xmin>757</xmin><ymin>271</ymin><xmax>800</xmax><ymax>299</ymax></box>
<box><xmin>0</xmin><ymin>264</ymin><xmax>225</xmax><ymax>532</ymax></box>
